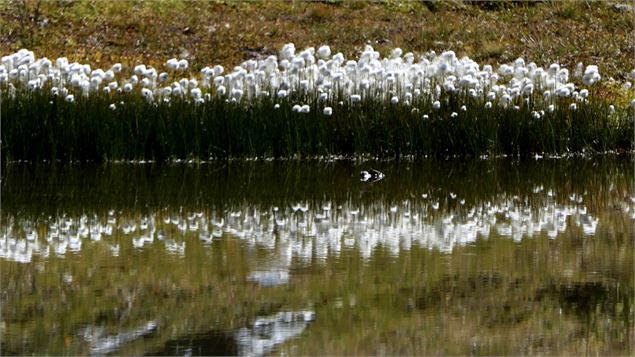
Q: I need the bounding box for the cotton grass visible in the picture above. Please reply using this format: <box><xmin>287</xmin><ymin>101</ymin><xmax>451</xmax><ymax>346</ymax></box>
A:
<box><xmin>0</xmin><ymin>44</ymin><xmax>633</xmax><ymax>162</ymax></box>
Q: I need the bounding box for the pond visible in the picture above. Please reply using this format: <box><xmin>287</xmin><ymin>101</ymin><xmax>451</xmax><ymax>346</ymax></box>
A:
<box><xmin>1</xmin><ymin>158</ymin><xmax>633</xmax><ymax>355</ymax></box>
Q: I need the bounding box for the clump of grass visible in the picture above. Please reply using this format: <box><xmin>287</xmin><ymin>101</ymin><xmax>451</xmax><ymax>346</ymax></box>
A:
<box><xmin>1</xmin><ymin>45</ymin><xmax>633</xmax><ymax>162</ymax></box>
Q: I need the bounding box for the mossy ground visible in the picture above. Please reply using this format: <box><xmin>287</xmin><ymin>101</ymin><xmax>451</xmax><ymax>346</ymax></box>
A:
<box><xmin>2</xmin><ymin>1</ymin><xmax>634</xmax><ymax>85</ymax></box>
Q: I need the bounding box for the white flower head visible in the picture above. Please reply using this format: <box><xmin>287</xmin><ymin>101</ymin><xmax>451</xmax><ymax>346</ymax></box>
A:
<box><xmin>317</xmin><ymin>45</ymin><xmax>331</xmax><ymax>59</ymax></box>
<box><xmin>177</xmin><ymin>59</ymin><xmax>188</xmax><ymax>71</ymax></box>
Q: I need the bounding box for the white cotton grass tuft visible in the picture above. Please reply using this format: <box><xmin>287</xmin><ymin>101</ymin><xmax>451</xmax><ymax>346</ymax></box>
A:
<box><xmin>166</xmin><ymin>58</ymin><xmax>179</xmax><ymax>71</ymax></box>
<box><xmin>141</xmin><ymin>88</ymin><xmax>153</xmax><ymax>101</ymax></box>
<box><xmin>579</xmin><ymin>89</ymin><xmax>589</xmax><ymax>99</ymax></box>
<box><xmin>317</xmin><ymin>45</ymin><xmax>331</xmax><ymax>59</ymax></box>
<box><xmin>191</xmin><ymin>88</ymin><xmax>202</xmax><ymax>99</ymax></box>
<box><xmin>177</xmin><ymin>59</ymin><xmax>188</xmax><ymax>71</ymax></box>
<box><xmin>582</xmin><ymin>65</ymin><xmax>601</xmax><ymax>86</ymax></box>
<box><xmin>134</xmin><ymin>64</ymin><xmax>146</xmax><ymax>76</ymax></box>
<box><xmin>323</xmin><ymin>106</ymin><xmax>333</xmax><ymax>116</ymax></box>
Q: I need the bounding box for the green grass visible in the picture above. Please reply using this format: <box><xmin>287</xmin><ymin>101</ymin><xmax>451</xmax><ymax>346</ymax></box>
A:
<box><xmin>1</xmin><ymin>1</ymin><xmax>633</xmax><ymax>81</ymax></box>
<box><xmin>1</xmin><ymin>85</ymin><xmax>632</xmax><ymax>162</ymax></box>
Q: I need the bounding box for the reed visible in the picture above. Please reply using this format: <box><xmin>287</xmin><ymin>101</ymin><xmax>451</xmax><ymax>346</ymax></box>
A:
<box><xmin>1</xmin><ymin>86</ymin><xmax>632</xmax><ymax>162</ymax></box>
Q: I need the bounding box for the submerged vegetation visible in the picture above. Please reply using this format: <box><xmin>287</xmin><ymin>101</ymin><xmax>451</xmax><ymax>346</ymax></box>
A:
<box><xmin>1</xmin><ymin>43</ymin><xmax>633</xmax><ymax>161</ymax></box>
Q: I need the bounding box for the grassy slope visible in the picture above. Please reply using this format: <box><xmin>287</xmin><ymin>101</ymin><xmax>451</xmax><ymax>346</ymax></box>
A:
<box><xmin>1</xmin><ymin>0</ymin><xmax>634</xmax><ymax>84</ymax></box>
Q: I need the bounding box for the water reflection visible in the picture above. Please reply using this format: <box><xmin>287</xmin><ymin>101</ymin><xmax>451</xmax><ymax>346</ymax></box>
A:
<box><xmin>81</xmin><ymin>321</ymin><xmax>158</xmax><ymax>355</ymax></box>
<box><xmin>0</xmin><ymin>191</ymin><xmax>630</xmax><ymax>264</ymax></box>
<box><xmin>1</xmin><ymin>158</ymin><xmax>633</xmax><ymax>355</ymax></box>
<box><xmin>235</xmin><ymin>311</ymin><xmax>315</xmax><ymax>357</ymax></box>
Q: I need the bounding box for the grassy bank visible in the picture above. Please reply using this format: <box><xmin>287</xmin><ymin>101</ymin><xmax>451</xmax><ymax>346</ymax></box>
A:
<box><xmin>1</xmin><ymin>1</ymin><xmax>634</xmax><ymax>161</ymax></box>
<box><xmin>2</xmin><ymin>0</ymin><xmax>634</xmax><ymax>81</ymax></box>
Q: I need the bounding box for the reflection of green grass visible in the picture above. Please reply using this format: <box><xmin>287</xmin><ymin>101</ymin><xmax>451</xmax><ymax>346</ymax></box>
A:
<box><xmin>3</xmin><ymin>158</ymin><xmax>632</xmax><ymax>215</ymax></box>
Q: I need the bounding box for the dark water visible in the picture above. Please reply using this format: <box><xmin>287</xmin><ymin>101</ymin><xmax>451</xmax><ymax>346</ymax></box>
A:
<box><xmin>1</xmin><ymin>159</ymin><xmax>633</xmax><ymax>355</ymax></box>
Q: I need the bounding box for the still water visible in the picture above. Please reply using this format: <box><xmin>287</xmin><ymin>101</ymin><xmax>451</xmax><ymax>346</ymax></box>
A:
<box><xmin>1</xmin><ymin>159</ymin><xmax>633</xmax><ymax>355</ymax></box>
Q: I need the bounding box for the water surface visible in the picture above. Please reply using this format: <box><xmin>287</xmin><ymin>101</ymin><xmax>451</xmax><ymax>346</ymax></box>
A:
<box><xmin>1</xmin><ymin>159</ymin><xmax>633</xmax><ymax>355</ymax></box>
